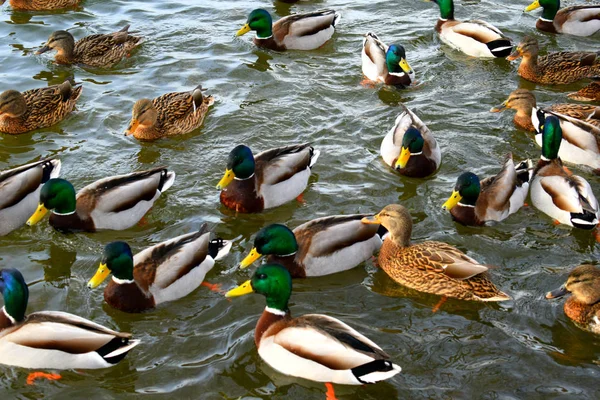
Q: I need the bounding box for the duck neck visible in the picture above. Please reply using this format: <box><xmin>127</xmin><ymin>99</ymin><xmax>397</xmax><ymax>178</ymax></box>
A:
<box><xmin>0</xmin><ymin>307</ymin><xmax>16</xmax><ymax>329</ymax></box>
<box><xmin>438</xmin><ymin>0</ymin><xmax>454</xmax><ymax>20</ymax></box>
<box><xmin>541</xmin><ymin>2</ymin><xmax>559</xmax><ymax>21</ymax></box>
<box><xmin>255</xmin><ymin>306</ymin><xmax>289</xmax><ymax>347</ymax></box>
<box><xmin>389</xmin><ymin>230</ymin><xmax>411</xmax><ymax>248</ymax></box>
<box><xmin>255</xmin><ymin>24</ymin><xmax>273</xmax><ymax>39</ymax></box>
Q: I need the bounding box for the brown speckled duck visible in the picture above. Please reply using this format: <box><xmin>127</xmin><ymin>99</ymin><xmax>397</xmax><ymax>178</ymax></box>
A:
<box><xmin>125</xmin><ymin>85</ymin><xmax>214</xmax><ymax>141</ymax></box>
<box><xmin>0</xmin><ymin>81</ymin><xmax>82</xmax><ymax>135</ymax></box>
<box><xmin>547</xmin><ymin>264</ymin><xmax>600</xmax><ymax>335</ymax></box>
<box><xmin>37</xmin><ymin>26</ymin><xmax>142</xmax><ymax>68</ymax></box>
<box><xmin>0</xmin><ymin>0</ymin><xmax>80</xmax><ymax>11</ymax></box>
<box><xmin>507</xmin><ymin>36</ymin><xmax>600</xmax><ymax>85</ymax></box>
<box><xmin>362</xmin><ymin>204</ymin><xmax>510</xmax><ymax>302</ymax></box>
<box><xmin>569</xmin><ymin>82</ymin><xmax>600</xmax><ymax>102</ymax></box>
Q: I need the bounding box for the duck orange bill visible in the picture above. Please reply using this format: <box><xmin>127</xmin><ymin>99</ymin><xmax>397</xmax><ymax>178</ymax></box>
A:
<box><xmin>125</xmin><ymin>119</ymin><xmax>139</xmax><ymax>136</ymax></box>
<box><xmin>240</xmin><ymin>248</ymin><xmax>262</xmax><ymax>269</ymax></box>
<box><xmin>88</xmin><ymin>263</ymin><xmax>110</xmax><ymax>289</ymax></box>
<box><xmin>395</xmin><ymin>148</ymin><xmax>411</xmax><ymax>169</ymax></box>
<box><xmin>35</xmin><ymin>45</ymin><xmax>50</xmax><ymax>55</ymax></box>
<box><xmin>236</xmin><ymin>24</ymin><xmax>251</xmax><ymax>37</ymax></box>
<box><xmin>399</xmin><ymin>59</ymin><xmax>412</xmax><ymax>75</ymax></box>
<box><xmin>524</xmin><ymin>0</ymin><xmax>541</xmax><ymax>12</ymax></box>
<box><xmin>490</xmin><ymin>101</ymin><xmax>507</xmax><ymax>113</ymax></box>
<box><xmin>361</xmin><ymin>214</ymin><xmax>380</xmax><ymax>225</ymax></box>
<box><xmin>443</xmin><ymin>191</ymin><xmax>462</xmax><ymax>210</ymax></box>
<box><xmin>506</xmin><ymin>48</ymin><xmax>521</xmax><ymax>61</ymax></box>
<box><xmin>216</xmin><ymin>169</ymin><xmax>234</xmax><ymax>189</ymax></box>
<box><xmin>546</xmin><ymin>284</ymin><xmax>568</xmax><ymax>299</ymax></box>
<box><xmin>27</xmin><ymin>204</ymin><xmax>48</xmax><ymax>226</ymax></box>
<box><xmin>225</xmin><ymin>280</ymin><xmax>254</xmax><ymax>298</ymax></box>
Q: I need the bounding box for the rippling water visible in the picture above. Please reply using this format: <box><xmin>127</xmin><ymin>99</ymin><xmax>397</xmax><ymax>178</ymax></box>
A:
<box><xmin>2</xmin><ymin>0</ymin><xmax>600</xmax><ymax>398</ymax></box>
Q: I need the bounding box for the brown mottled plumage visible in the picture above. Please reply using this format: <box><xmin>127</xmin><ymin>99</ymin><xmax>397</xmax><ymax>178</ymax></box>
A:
<box><xmin>363</xmin><ymin>204</ymin><xmax>510</xmax><ymax>301</ymax></box>
<box><xmin>0</xmin><ymin>0</ymin><xmax>80</xmax><ymax>11</ymax></box>
<box><xmin>0</xmin><ymin>81</ymin><xmax>82</xmax><ymax>135</ymax></box>
<box><xmin>507</xmin><ymin>36</ymin><xmax>600</xmax><ymax>85</ymax></box>
<box><xmin>569</xmin><ymin>82</ymin><xmax>600</xmax><ymax>102</ymax></box>
<box><xmin>125</xmin><ymin>85</ymin><xmax>213</xmax><ymax>141</ymax></box>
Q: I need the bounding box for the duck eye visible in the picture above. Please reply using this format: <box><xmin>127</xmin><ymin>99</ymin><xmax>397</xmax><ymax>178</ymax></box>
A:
<box><xmin>257</xmin><ymin>273</ymin><xmax>267</xmax><ymax>280</ymax></box>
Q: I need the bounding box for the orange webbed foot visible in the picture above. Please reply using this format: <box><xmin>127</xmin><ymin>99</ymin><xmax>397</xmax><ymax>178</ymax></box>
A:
<box><xmin>432</xmin><ymin>296</ymin><xmax>447</xmax><ymax>313</ymax></box>
<box><xmin>201</xmin><ymin>281</ymin><xmax>224</xmax><ymax>293</ymax></box>
<box><xmin>26</xmin><ymin>372</ymin><xmax>61</xmax><ymax>385</ymax></box>
<box><xmin>594</xmin><ymin>227</ymin><xmax>600</xmax><ymax>243</ymax></box>
<box><xmin>553</xmin><ymin>219</ymin><xmax>561</xmax><ymax>226</ymax></box>
<box><xmin>360</xmin><ymin>77</ymin><xmax>376</xmax><ymax>88</ymax></box>
<box><xmin>296</xmin><ymin>193</ymin><xmax>305</xmax><ymax>203</ymax></box>
<box><xmin>325</xmin><ymin>382</ymin><xmax>338</xmax><ymax>400</ymax></box>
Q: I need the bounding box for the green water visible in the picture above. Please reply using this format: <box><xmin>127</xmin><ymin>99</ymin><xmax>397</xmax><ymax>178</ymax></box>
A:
<box><xmin>1</xmin><ymin>0</ymin><xmax>600</xmax><ymax>398</ymax></box>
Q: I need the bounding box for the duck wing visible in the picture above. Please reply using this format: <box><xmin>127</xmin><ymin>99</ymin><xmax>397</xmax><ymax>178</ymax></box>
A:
<box><xmin>0</xmin><ymin>158</ymin><xmax>60</xmax><ymax>211</ymax></box>
<box><xmin>255</xmin><ymin>144</ymin><xmax>315</xmax><ymax>185</ymax></box>
<box><xmin>409</xmin><ymin>242</ymin><xmax>490</xmax><ymax>280</ymax></box>
<box><xmin>22</xmin><ymin>81</ymin><xmax>81</xmax><ymax>119</ymax></box>
<box><xmin>274</xmin><ymin>10</ymin><xmax>338</xmax><ymax>41</ymax></box>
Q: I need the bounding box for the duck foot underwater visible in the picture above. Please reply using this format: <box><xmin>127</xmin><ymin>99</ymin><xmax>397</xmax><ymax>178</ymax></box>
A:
<box><xmin>26</xmin><ymin>372</ymin><xmax>61</xmax><ymax>385</ymax></box>
<box><xmin>432</xmin><ymin>296</ymin><xmax>448</xmax><ymax>313</ymax></box>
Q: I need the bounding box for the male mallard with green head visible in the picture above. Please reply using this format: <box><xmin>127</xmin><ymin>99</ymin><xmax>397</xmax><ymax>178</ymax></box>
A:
<box><xmin>525</xmin><ymin>0</ymin><xmax>600</xmax><ymax>37</ymax></box>
<box><xmin>361</xmin><ymin>32</ymin><xmax>414</xmax><ymax>87</ymax></box>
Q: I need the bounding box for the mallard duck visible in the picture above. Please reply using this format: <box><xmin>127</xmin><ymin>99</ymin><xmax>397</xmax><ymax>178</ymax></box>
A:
<box><xmin>546</xmin><ymin>264</ymin><xmax>600</xmax><ymax>334</ymax></box>
<box><xmin>0</xmin><ymin>0</ymin><xmax>79</xmax><ymax>11</ymax></box>
<box><xmin>427</xmin><ymin>0</ymin><xmax>513</xmax><ymax>58</ymax></box>
<box><xmin>531</xmin><ymin>115</ymin><xmax>599</xmax><ymax>229</ymax></box>
<box><xmin>226</xmin><ymin>264</ymin><xmax>401</xmax><ymax>391</ymax></box>
<box><xmin>217</xmin><ymin>144</ymin><xmax>319</xmax><ymax>213</ymax></box>
<box><xmin>361</xmin><ymin>32</ymin><xmax>414</xmax><ymax>87</ymax></box>
<box><xmin>0</xmin><ymin>158</ymin><xmax>61</xmax><ymax>236</ymax></box>
<box><xmin>0</xmin><ymin>81</ymin><xmax>82</xmax><ymax>135</ymax></box>
<box><xmin>380</xmin><ymin>105</ymin><xmax>440</xmax><ymax>178</ymax></box>
<box><xmin>507</xmin><ymin>36</ymin><xmax>600</xmax><ymax>85</ymax></box>
<box><xmin>0</xmin><ymin>268</ymin><xmax>139</xmax><ymax>369</ymax></box>
<box><xmin>125</xmin><ymin>85</ymin><xmax>214</xmax><ymax>141</ymax></box>
<box><xmin>443</xmin><ymin>153</ymin><xmax>533</xmax><ymax>226</ymax></box>
<box><xmin>236</xmin><ymin>9</ymin><xmax>340</xmax><ymax>51</ymax></box>
<box><xmin>568</xmin><ymin>82</ymin><xmax>600</xmax><ymax>102</ymax></box>
<box><xmin>239</xmin><ymin>215</ymin><xmax>386</xmax><ymax>278</ymax></box>
<box><xmin>362</xmin><ymin>204</ymin><xmax>510</xmax><ymax>301</ymax></box>
<box><xmin>37</xmin><ymin>26</ymin><xmax>142</xmax><ymax>68</ymax></box>
<box><xmin>87</xmin><ymin>224</ymin><xmax>232</xmax><ymax>313</ymax></box>
<box><xmin>525</xmin><ymin>0</ymin><xmax>600</xmax><ymax>37</ymax></box>
<box><xmin>26</xmin><ymin>167</ymin><xmax>175</xmax><ymax>232</ymax></box>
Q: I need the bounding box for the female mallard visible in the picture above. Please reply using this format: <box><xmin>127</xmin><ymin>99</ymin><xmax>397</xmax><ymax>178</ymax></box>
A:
<box><xmin>531</xmin><ymin>115</ymin><xmax>599</xmax><ymax>229</ymax></box>
<box><xmin>0</xmin><ymin>268</ymin><xmax>139</xmax><ymax>369</ymax></box>
<box><xmin>546</xmin><ymin>264</ymin><xmax>600</xmax><ymax>335</ymax></box>
<box><xmin>125</xmin><ymin>85</ymin><xmax>214</xmax><ymax>141</ymax></box>
<box><xmin>217</xmin><ymin>144</ymin><xmax>319</xmax><ymax>213</ymax></box>
<box><xmin>0</xmin><ymin>158</ymin><xmax>61</xmax><ymax>236</ymax></box>
<box><xmin>568</xmin><ymin>82</ymin><xmax>600</xmax><ymax>102</ymax></box>
<box><xmin>87</xmin><ymin>224</ymin><xmax>232</xmax><ymax>313</ymax></box>
<box><xmin>362</xmin><ymin>204</ymin><xmax>510</xmax><ymax>301</ymax></box>
<box><xmin>525</xmin><ymin>0</ymin><xmax>600</xmax><ymax>37</ymax></box>
<box><xmin>236</xmin><ymin>8</ymin><xmax>340</xmax><ymax>51</ymax></box>
<box><xmin>427</xmin><ymin>0</ymin><xmax>513</xmax><ymax>58</ymax></box>
<box><xmin>361</xmin><ymin>32</ymin><xmax>414</xmax><ymax>87</ymax></box>
<box><xmin>443</xmin><ymin>153</ymin><xmax>533</xmax><ymax>226</ymax></box>
<box><xmin>380</xmin><ymin>105</ymin><xmax>440</xmax><ymax>178</ymax></box>
<box><xmin>239</xmin><ymin>215</ymin><xmax>386</xmax><ymax>278</ymax></box>
<box><xmin>0</xmin><ymin>81</ymin><xmax>82</xmax><ymax>135</ymax></box>
<box><xmin>0</xmin><ymin>0</ymin><xmax>79</xmax><ymax>11</ymax></box>
<box><xmin>37</xmin><ymin>26</ymin><xmax>142</xmax><ymax>68</ymax></box>
<box><xmin>507</xmin><ymin>36</ymin><xmax>600</xmax><ymax>85</ymax></box>
<box><xmin>226</xmin><ymin>264</ymin><xmax>401</xmax><ymax>394</ymax></box>
<box><xmin>26</xmin><ymin>167</ymin><xmax>175</xmax><ymax>232</ymax></box>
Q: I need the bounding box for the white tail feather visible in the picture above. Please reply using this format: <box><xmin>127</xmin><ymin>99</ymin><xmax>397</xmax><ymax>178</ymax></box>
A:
<box><xmin>215</xmin><ymin>240</ymin><xmax>232</xmax><ymax>261</ymax></box>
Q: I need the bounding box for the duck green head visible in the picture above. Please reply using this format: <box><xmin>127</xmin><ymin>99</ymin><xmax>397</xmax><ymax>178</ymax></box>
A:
<box><xmin>240</xmin><ymin>224</ymin><xmax>298</xmax><ymax>269</ymax></box>
<box><xmin>541</xmin><ymin>115</ymin><xmax>562</xmax><ymax>161</ymax></box>
<box><xmin>0</xmin><ymin>268</ymin><xmax>28</xmax><ymax>322</ymax></box>
<box><xmin>396</xmin><ymin>127</ymin><xmax>424</xmax><ymax>170</ymax></box>
<box><xmin>429</xmin><ymin>0</ymin><xmax>454</xmax><ymax>20</ymax></box>
<box><xmin>237</xmin><ymin>9</ymin><xmax>273</xmax><ymax>39</ymax></box>
<box><xmin>386</xmin><ymin>45</ymin><xmax>413</xmax><ymax>77</ymax></box>
<box><xmin>443</xmin><ymin>172</ymin><xmax>481</xmax><ymax>210</ymax></box>
<box><xmin>27</xmin><ymin>178</ymin><xmax>76</xmax><ymax>226</ymax></box>
<box><xmin>217</xmin><ymin>145</ymin><xmax>256</xmax><ymax>189</ymax></box>
<box><xmin>226</xmin><ymin>263</ymin><xmax>292</xmax><ymax>312</ymax></box>
<box><xmin>525</xmin><ymin>0</ymin><xmax>560</xmax><ymax>20</ymax></box>
<box><xmin>88</xmin><ymin>242</ymin><xmax>134</xmax><ymax>289</ymax></box>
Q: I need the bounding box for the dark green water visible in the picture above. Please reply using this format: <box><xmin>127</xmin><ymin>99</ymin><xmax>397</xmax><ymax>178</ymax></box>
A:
<box><xmin>1</xmin><ymin>0</ymin><xmax>600</xmax><ymax>398</ymax></box>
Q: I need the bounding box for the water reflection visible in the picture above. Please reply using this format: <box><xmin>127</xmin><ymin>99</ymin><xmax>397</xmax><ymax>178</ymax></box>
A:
<box><xmin>245</xmin><ymin>50</ymin><xmax>273</xmax><ymax>72</ymax></box>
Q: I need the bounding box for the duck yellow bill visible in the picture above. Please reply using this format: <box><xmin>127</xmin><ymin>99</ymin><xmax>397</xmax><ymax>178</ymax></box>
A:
<box><xmin>87</xmin><ymin>263</ymin><xmax>111</xmax><ymax>289</ymax></box>
<box><xmin>225</xmin><ymin>280</ymin><xmax>254</xmax><ymax>298</ymax></box>
<box><xmin>399</xmin><ymin>59</ymin><xmax>412</xmax><ymax>74</ymax></box>
<box><xmin>27</xmin><ymin>204</ymin><xmax>48</xmax><ymax>226</ymax></box>
<box><xmin>395</xmin><ymin>147</ymin><xmax>411</xmax><ymax>169</ymax></box>
<box><xmin>524</xmin><ymin>0</ymin><xmax>540</xmax><ymax>12</ymax></box>
<box><xmin>240</xmin><ymin>247</ymin><xmax>262</xmax><ymax>269</ymax></box>
<box><xmin>216</xmin><ymin>168</ymin><xmax>235</xmax><ymax>189</ymax></box>
<box><xmin>361</xmin><ymin>214</ymin><xmax>381</xmax><ymax>225</ymax></box>
<box><xmin>443</xmin><ymin>191</ymin><xmax>462</xmax><ymax>210</ymax></box>
<box><xmin>236</xmin><ymin>24</ymin><xmax>251</xmax><ymax>37</ymax></box>
<box><xmin>490</xmin><ymin>100</ymin><xmax>507</xmax><ymax>113</ymax></box>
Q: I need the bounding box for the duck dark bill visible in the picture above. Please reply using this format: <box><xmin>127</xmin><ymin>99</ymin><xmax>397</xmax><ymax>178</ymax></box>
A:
<box><xmin>88</xmin><ymin>263</ymin><xmax>110</xmax><ymax>289</ymax></box>
<box><xmin>225</xmin><ymin>280</ymin><xmax>254</xmax><ymax>297</ymax></box>
<box><xmin>26</xmin><ymin>203</ymin><xmax>49</xmax><ymax>225</ymax></box>
<box><xmin>36</xmin><ymin>45</ymin><xmax>51</xmax><ymax>55</ymax></box>
<box><xmin>240</xmin><ymin>247</ymin><xmax>262</xmax><ymax>269</ymax></box>
<box><xmin>546</xmin><ymin>284</ymin><xmax>568</xmax><ymax>299</ymax></box>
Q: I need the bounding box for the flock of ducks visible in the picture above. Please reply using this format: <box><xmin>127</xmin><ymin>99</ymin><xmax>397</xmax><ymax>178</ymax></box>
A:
<box><xmin>0</xmin><ymin>0</ymin><xmax>600</xmax><ymax>396</ymax></box>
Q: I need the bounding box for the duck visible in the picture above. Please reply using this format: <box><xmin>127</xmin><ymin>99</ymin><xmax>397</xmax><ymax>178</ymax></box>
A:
<box><xmin>427</xmin><ymin>0</ymin><xmax>513</xmax><ymax>58</ymax></box>
<box><xmin>0</xmin><ymin>81</ymin><xmax>82</xmax><ymax>135</ymax></box>
<box><xmin>236</xmin><ymin>8</ymin><xmax>340</xmax><ymax>51</ymax></box>
<box><xmin>125</xmin><ymin>85</ymin><xmax>214</xmax><ymax>141</ymax></box>
<box><xmin>361</xmin><ymin>32</ymin><xmax>414</xmax><ymax>87</ymax></box>
<box><xmin>87</xmin><ymin>224</ymin><xmax>232</xmax><ymax>313</ymax></box>
<box><xmin>217</xmin><ymin>144</ymin><xmax>319</xmax><ymax>213</ymax></box>
<box><xmin>442</xmin><ymin>153</ymin><xmax>533</xmax><ymax>226</ymax></box>
<box><xmin>531</xmin><ymin>115</ymin><xmax>599</xmax><ymax>229</ymax></box>
<box><xmin>37</xmin><ymin>26</ymin><xmax>142</xmax><ymax>68</ymax></box>
<box><xmin>226</xmin><ymin>263</ymin><xmax>401</xmax><ymax>394</ymax></box>
<box><xmin>26</xmin><ymin>167</ymin><xmax>175</xmax><ymax>232</ymax></box>
<box><xmin>546</xmin><ymin>264</ymin><xmax>600</xmax><ymax>335</ymax></box>
<box><xmin>0</xmin><ymin>158</ymin><xmax>61</xmax><ymax>236</ymax></box>
<box><xmin>362</xmin><ymin>204</ymin><xmax>510</xmax><ymax>301</ymax></box>
<box><xmin>380</xmin><ymin>105</ymin><xmax>440</xmax><ymax>178</ymax></box>
<box><xmin>507</xmin><ymin>36</ymin><xmax>600</xmax><ymax>85</ymax></box>
<box><xmin>568</xmin><ymin>82</ymin><xmax>600</xmax><ymax>102</ymax></box>
<box><xmin>0</xmin><ymin>0</ymin><xmax>79</xmax><ymax>11</ymax></box>
<box><xmin>239</xmin><ymin>215</ymin><xmax>387</xmax><ymax>278</ymax></box>
<box><xmin>0</xmin><ymin>268</ymin><xmax>139</xmax><ymax>369</ymax></box>
<box><xmin>524</xmin><ymin>0</ymin><xmax>600</xmax><ymax>37</ymax></box>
